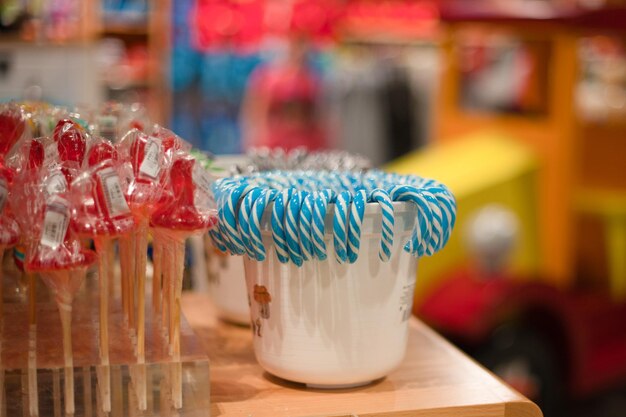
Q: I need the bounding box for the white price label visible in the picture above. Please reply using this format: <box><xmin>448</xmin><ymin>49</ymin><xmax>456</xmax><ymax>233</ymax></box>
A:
<box><xmin>138</xmin><ymin>138</ymin><xmax>161</xmax><ymax>179</ymax></box>
<box><xmin>46</xmin><ymin>172</ymin><xmax>67</xmax><ymax>195</ymax></box>
<box><xmin>40</xmin><ymin>200</ymin><xmax>70</xmax><ymax>249</ymax></box>
<box><xmin>0</xmin><ymin>179</ymin><xmax>7</xmax><ymax>213</ymax></box>
<box><xmin>98</xmin><ymin>168</ymin><xmax>130</xmax><ymax>217</ymax></box>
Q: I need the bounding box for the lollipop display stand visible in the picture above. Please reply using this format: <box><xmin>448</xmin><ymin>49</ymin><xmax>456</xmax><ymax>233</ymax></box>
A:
<box><xmin>0</xmin><ymin>264</ymin><xmax>211</xmax><ymax>417</ymax></box>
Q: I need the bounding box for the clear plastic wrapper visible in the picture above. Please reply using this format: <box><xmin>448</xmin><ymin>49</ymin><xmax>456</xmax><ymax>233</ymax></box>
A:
<box><xmin>0</xmin><ymin>166</ymin><xmax>20</xmax><ymax>247</ymax></box>
<box><xmin>0</xmin><ymin>102</ymin><xmax>27</xmax><ymax>159</ymax></box>
<box><xmin>151</xmin><ymin>151</ymin><xmax>218</xmax><ymax>232</ymax></box>
<box><xmin>117</xmin><ymin>129</ymin><xmax>173</xmax><ymax>213</ymax></box>
<box><xmin>26</xmin><ymin>193</ymin><xmax>96</xmax><ymax>271</ymax></box>
<box><xmin>71</xmin><ymin>159</ymin><xmax>135</xmax><ymax>237</ymax></box>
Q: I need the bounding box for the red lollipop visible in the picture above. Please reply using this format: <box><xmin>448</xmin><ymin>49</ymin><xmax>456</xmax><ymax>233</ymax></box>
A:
<box><xmin>87</xmin><ymin>141</ymin><xmax>118</xmax><ymax>167</ymax></box>
<box><xmin>72</xmin><ymin>160</ymin><xmax>134</xmax><ymax>237</ymax></box>
<box><xmin>27</xmin><ymin>195</ymin><xmax>95</xmax><ymax>271</ymax></box>
<box><xmin>150</xmin><ymin>152</ymin><xmax>217</xmax><ymax>409</ymax></box>
<box><xmin>26</xmin><ymin>192</ymin><xmax>95</xmax><ymax>415</ymax></box>
<box><xmin>0</xmin><ymin>104</ymin><xmax>26</xmax><ymax>158</ymax></box>
<box><xmin>28</xmin><ymin>139</ymin><xmax>45</xmax><ymax>171</ymax></box>
<box><xmin>151</xmin><ymin>154</ymin><xmax>217</xmax><ymax>231</ymax></box>
<box><xmin>71</xmin><ymin>149</ymin><xmax>133</xmax><ymax>413</ymax></box>
<box><xmin>0</xmin><ymin>167</ymin><xmax>19</xmax><ymax>329</ymax></box>
<box><xmin>54</xmin><ymin>119</ymin><xmax>87</xmax><ymax>166</ymax></box>
<box><xmin>0</xmin><ymin>168</ymin><xmax>19</xmax><ymax>247</ymax></box>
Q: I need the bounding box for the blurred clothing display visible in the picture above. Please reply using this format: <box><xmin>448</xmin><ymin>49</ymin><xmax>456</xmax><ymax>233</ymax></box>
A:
<box><xmin>331</xmin><ymin>44</ymin><xmax>434</xmax><ymax>166</ymax></box>
<box><xmin>242</xmin><ymin>38</ymin><xmax>327</xmax><ymax>151</ymax></box>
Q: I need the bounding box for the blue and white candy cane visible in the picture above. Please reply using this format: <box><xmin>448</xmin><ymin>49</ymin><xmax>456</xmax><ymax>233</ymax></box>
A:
<box><xmin>299</xmin><ymin>192</ymin><xmax>314</xmax><ymax>261</ymax></box>
<box><xmin>217</xmin><ymin>193</ymin><xmax>241</xmax><ymax>255</ymax></box>
<box><xmin>311</xmin><ymin>191</ymin><xmax>329</xmax><ymax>260</ymax></box>
<box><xmin>271</xmin><ymin>189</ymin><xmax>293</xmax><ymax>263</ymax></box>
<box><xmin>237</xmin><ymin>188</ymin><xmax>263</xmax><ymax>258</ymax></box>
<box><xmin>285</xmin><ymin>191</ymin><xmax>304</xmax><ymax>266</ymax></box>
<box><xmin>208</xmin><ymin>228</ymin><xmax>228</xmax><ymax>253</ymax></box>
<box><xmin>333</xmin><ymin>191</ymin><xmax>351</xmax><ymax>264</ymax></box>
<box><xmin>249</xmin><ymin>189</ymin><xmax>278</xmax><ymax>261</ymax></box>
<box><xmin>418</xmin><ymin>190</ymin><xmax>443</xmax><ymax>256</ymax></box>
<box><xmin>428</xmin><ymin>186</ymin><xmax>457</xmax><ymax>250</ymax></box>
<box><xmin>387</xmin><ymin>185</ymin><xmax>433</xmax><ymax>257</ymax></box>
<box><xmin>347</xmin><ymin>189</ymin><xmax>367</xmax><ymax>264</ymax></box>
<box><xmin>219</xmin><ymin>184</ymin><xmax>259</xmax><ymax>255</ymax></box>
<box><xmin>369</xmin><ymin>189</ymin><xmax>394</xmax><ymax>262</ymax></box>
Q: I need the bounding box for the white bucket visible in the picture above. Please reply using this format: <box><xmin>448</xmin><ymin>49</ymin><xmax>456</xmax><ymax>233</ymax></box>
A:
<box><xmin>205</xmin><ymin>155</ymin><xmax>252</xmax><ymax>325</ymax></box>
<box><xmin>205</xmin><ymin>244</ymin><xmax>250</xmax><ymax>325</ymax></box>
<box><xmin>243</xmin><ymin>202</ymin><xmax>417</xmax><ymax>387</ymax></box>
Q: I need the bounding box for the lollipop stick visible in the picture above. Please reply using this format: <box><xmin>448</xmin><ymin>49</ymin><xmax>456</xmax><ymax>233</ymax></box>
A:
<box><xmin>0</xmin><ymin>263</ymin><xmax>4</xmax><ymax>417</ymax></box>
<box><xmin>171</xmin><ymin>238</ymin><xmax>185</xmax><ymax>409</ymax></box>
<box><xmin>57</xmin><ymin>292</ymin><xmax>74</xmax><ymax>415</ymax></box>
<box><xmin>0</xmin><ymin>247</ymin><xmax>4</xmax><ymax>324</ymax></box>
<box><xmin>28</xmin><ymin>272</ymin><xmax>38</xmax><ymax>416</ymax></box>
<box><xmin>28</xmin><ymin>324</ymin><xmax>39</xmax><ymax>416</ymax></box>
<box><xmin>134</xmin><ymin>219</ymin><xmax>148</xmax><ymax>411</ymax></box>
<box><xmin>161</xmin><ymin>237</ymin><xmax>172</xmax><ymax>337</ymax></box>
<box><xmin>108</xmin><ymin>242</ymin><xmax>115</xmax><ymax>297</ymax></box>
<box><xmin>94</xmin><ymin>237</ymin><xmax>111</xmax><ymax>413</ymax></box>
<box><xmin>151</xmin><ymin>236</ymin><xmax>162</xmax><ymax>312</ymax></box>
<box><xmin>135</xmin><ymin>220</ymin><xmax>148</xmax><ymax>362</ymax></box>
<box><xmin>119</xmin><ymin>237</ymin><xmax>129</xmax><ymax>323</ymax></box>
<box><xmin>168</xmin><ymin>239</ymin><xmax>176</xmax><ymax>348</ymax></box>
<box><xmin>28</xmin><ymin>272</ymin><xmax>36</xmax><ymax>326</ymax></box>
<box><xmin>128</xmin><ymin>232</ymin><xmax>136</xmax><ymax>333</ymax></box>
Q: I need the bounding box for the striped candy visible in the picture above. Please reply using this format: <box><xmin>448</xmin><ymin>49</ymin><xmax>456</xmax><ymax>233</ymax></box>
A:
<box><xmin>271</xmin><ymin>189</ymin><xmax>293</xmax><ymax>263</ymax></box>
<box><xmin>237</xmin><ymin>188</ymin><xmax>263</xmax><ymax>258</ymax></box>
<box><xmin>285</xmin><ymin>191</ymin><xmax>304</xmax><ymax>266</ymax></box>
<box><xmin>299</xmin><ymin>192</ymin><xmax>314</xmax><ymax>261</ymax></box>
<box><xmin>347</xmin><ymin>189</ymin><xmax>366</xmax><ymax>264</ymax></box>
<box><xmin>212</xmin><ymin>170</ymin><xmax>456</xmax><ymax>266</ymax></box>
<box><xmin>370</xmin><ymin>189</ymin><xmax>394</xmax><ymax>261</ymax></box>
<box><xmin>311</xmin><ymin>191</ymin><xmax>329</xmax><ymax>260</ymax></box>
<box><xmin>333</xmin><ymin>191</ymin><xmax>351</xmax><ymax>264</ymax></box>
<box><xmin>249</xmin><ymin>189</ymin><xmax>277</xmax><ymax>261</ymax></box>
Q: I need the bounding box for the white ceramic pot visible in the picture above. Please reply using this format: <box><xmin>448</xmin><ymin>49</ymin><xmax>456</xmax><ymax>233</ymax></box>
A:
<box><xmin>205</xmin><ymin>244</ymin><xmax>250</xmax><ymax>325</ymax></box>
<box><xmin>204</xmin><ymin>155</ymin><xmax>253</xmax><ymax>325</ymax></box>
<box><xmin>243</xmin><ymin>202</ymin><xmax>417</xmax><ymax>388</ymax></box>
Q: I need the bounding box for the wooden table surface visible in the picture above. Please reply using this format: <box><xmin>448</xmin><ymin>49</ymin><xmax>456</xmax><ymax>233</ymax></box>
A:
<box><xmin>182</xmin><ymin>292</ymin><xmax>543</xmax><ymax>417</ymax></box>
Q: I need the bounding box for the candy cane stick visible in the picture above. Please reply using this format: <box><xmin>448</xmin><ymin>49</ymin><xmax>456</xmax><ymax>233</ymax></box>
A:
<box><xmin>249</xmin><ymin>189</ymin><xmax>277</xmax><ymax>261</ymax></box>
<box><xmin>237</xmin><ymin>189</ymin><xmax>263</xmax><ymax>258</ymax></box>
<box><xmin>219</xmin><ymin>185</ymin><xmax>257</xmax><ymax>255</ymax></box>
<box><xmin>387</xmin><ymin>185</ymin><xmax>433</xmax><ymax>257</ymax></box>
<box><xmin>369</xmin><ymin>189</ymin><xmax>395</xmax><ymax>262</ymax></box>
<box><xmin>333</xmin><ymin>191</ymin><xmax>351</xmax><ymax>264</ymax></box>
<box><xmin>271</xmin><ymin>189</ymin><xmax>294</xmax><ymax>264</ymax></box>
<box><xmin>347</xmin><ymin>190</ymin><xmax>366</xmax><ymax>264</ymax></box>
<box><xmin>298</xmin><ymin>192</ymin><xmax>314</xmax><ymax>262</ymax></box>
<box><xmin>285</xmin><ymin>191</ymin><xmax>304</xmax><ymax>267</ymax></box>
<box><xmin>311</xmin><ymin>192</ymin><xmax>329</xmax><ymax>261</ymax></box>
